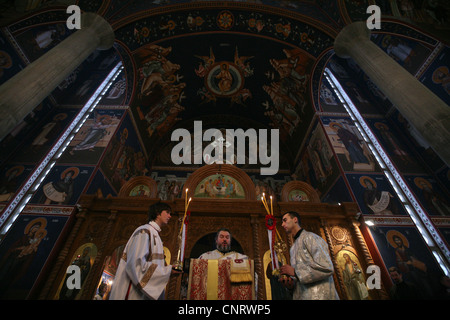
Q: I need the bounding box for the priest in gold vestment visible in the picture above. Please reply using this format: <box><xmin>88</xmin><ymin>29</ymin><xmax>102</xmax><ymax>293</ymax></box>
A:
<box><xmin>188</xmin><ymin>228</ymin><xmax>254</xmax><ymax>300</ymax></box>
<box><xmin>280</xmin><ymin>211</ymin><xmax>339</xmax><ymax>300</ymax></box>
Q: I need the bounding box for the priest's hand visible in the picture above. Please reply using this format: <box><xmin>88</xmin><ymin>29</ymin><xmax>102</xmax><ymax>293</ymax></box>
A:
<box><xmin>279</xmin><ymin>264</ymin><xmax>295</xmax><ymax>277</ymax></box>
<box><xmin>171</xmin><ymin>268</ymin><xmax>183</xmax><ymax>275</ymax></box>
<box><xmin>278</xmin><ymin>275</ymin><xmax>294</xmax><ymax>289</ymax></box>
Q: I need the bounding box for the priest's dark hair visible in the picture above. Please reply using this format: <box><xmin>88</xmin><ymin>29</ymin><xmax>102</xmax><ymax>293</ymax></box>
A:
<box><xmin>148</xmin><ymin>202</ymin><xmax>172</xmax><ymax>222</ymax></box>
<box><xmin>215</xmin><ymin>228</ymin><xmax>232</xmax><ymax>241</ymax></box>
<box><xmin>284</xmin><ymin>211</ymin><xmax>302</xmax><ymax>226</ymax></box>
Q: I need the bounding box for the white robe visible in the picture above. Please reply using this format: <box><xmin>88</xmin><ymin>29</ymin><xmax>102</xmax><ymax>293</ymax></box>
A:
<box><xmin>109</xmin><ymin>222</ymin><xmax>172</xmax><ymax>300</ymax></box>
<box><xmin>290</xmin><ymin>230</ymin><xmax>339</xmax><ymax>300</ymax></box>
<box><xmin>199</xmin><ymin>249</ymin><xmax>248</xmax><ymax>260</ymax></box>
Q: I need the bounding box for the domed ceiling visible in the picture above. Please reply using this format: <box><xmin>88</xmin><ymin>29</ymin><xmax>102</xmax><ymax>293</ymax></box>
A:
<box><xmin>1</xmin><ymin>0</ymin><xmax>372</xmax><ymax>172</ymax></box>
<box><xmin>105</xmin><ymin>1</ymin><xmax>345</xmax><ymax>171</ymax></box>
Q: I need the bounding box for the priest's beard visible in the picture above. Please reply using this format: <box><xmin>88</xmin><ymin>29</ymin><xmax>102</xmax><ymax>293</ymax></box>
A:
<box><xmin>216</xmin><ymin>242</ymin><xmax>231</xmax><ymax>253</ymax></box>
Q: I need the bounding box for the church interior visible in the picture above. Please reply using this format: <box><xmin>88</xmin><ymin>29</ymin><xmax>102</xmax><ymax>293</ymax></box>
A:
<box><xmin>0</xmin><ymin>0</ymin><xmax>449</xmax><ymax>300</ymax></box>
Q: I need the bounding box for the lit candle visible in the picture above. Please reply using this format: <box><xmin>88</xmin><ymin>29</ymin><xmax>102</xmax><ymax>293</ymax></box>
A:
<box><xmin>270</xmin><ymin>195</ymin><xmax>273</xmax><ymax>216</ymax></box>
<box><xmin>261</xmin><ymin>193</ymin><xmax>270</xmax><ymax>214</ymax></box>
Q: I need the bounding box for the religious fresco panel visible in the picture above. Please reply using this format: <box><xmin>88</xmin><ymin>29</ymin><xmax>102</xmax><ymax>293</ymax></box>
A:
<box><xmin>13</xmin><ymin>22</ymin><xmax>74</xmax><ymax>62</ymax></box>
<box><xmin>57</xmin><ymin>109</ymin><xmax>124</xmax><ymax>166</ymax></box>
<box><xmin>387</xmin><ymin>109</ymin><xmax>445</xmax><ymax>172</ymax></box>
<box><xmin>371</xmin><ymin>33</ymin><xmax>433</xmax><ymax>75</ymax></box>
<box><xmin>30</xmin><ymin>165</ymin><xmax>95</xmax><ymax>206</ymax></box>
<box><xmin>11</xmin><ymin>21</ymin><xmax>121</xmax><ymax>105</ymax></box>
<box><xmin>321</xmin><ymin>116</ymin><xmax>379</xmax><ymax>173</ymax></box>
<box><xmin>368</xmin><ymin>224</ymin><xmax>446</xmax><ymax>299</ymax></box>
<box><xmin>7</xmin><ymin>108</ymin><xmax>79</xmax><ymax>165</ymax></box>
<box><xmin>54</xmin><ymin>242</ymin><xmax>98</xmax><ymax>300</ymax></box>
<box><xmin>0</xmin><ymin>164</ymin><xmax>35</xmax><ymax>204</ymax></box>
<box><xmin>326</xmin><ymin>56</ymin><xmax>388</xmax><ymax>115</ymax></box>
<box><xmin>319</xmin><ymin>79</ymin><xmax>346</xmax><ymax>113</ymax></box>
<box><xmin>114</xmin><ymin>7</ymin><xmax>334</xmax><ymax>56</ymax></box>
<box><xmin>53</xmin><ymin>48</ymin><xmax>121</xmax><ymax>106</ymax></box>
<box><xmin>295</xmin><ymin>120</ymin><xmax>341</xmax><ymax>198</ymax></box>
<box><xmin>0</xmin><ymin>99</ymin><xmax>55</xmax><ymax>165</ymax></box>
<box><xmin>193</xmin><ymin>174</ymin><xmax>245</xmax><ymax>199</ymax></box>
<box><xmin>85</xmin><ymin>169</ymin><xmax>118</xmax><ymax>199</ymax></box>
<box><xmin>0</xmin><ymin>31</ymin><xmax>27</xmax><ymax>85</ymax></box>
<box><xmin>114</xmin><ymin>4</ymin><xmax>334</xmax><ymax>158</ymax></box>
<box><xmin>404</xmin><ymin>174</ymin><xmax>450</xmax><ymax>217</ymax></box>
<box><xmin>130</xmin><ymin>35</ymin><xmax>315</xmax><ymax>154</ymax></box>
<box><xmin>243</xmin><ymin>173</ymin><xmax>290</xmax><ymax>202</ymax></box>
<box><xmin>320</xmin><ymin>176</ymin><xmax>354</xmax><ymax>205</ymax></box>
<box><xmin>338</xmin><ymin>80</ymin><xmax>380</xmax><ymax>114</ymax></box>
<box><xmin>151</xmin><ymin>171</ymin><xmax>187</xmax><ymax>202</ymax></box>
<box><xmin>335</xmin><ymin>249</ymin><xmax>369</xmax><ymax>300</ymax></box>
<box><xmin>365</xmin><ymin>118</ymin><xmax>427</xmax><ymax>174</ymax></box>
<box><xmin>346</xmin><ymin>173</ymin><xmax>407</xmax><ymax>216</ymax></box>
<box><xmin>260</xmin><ymin>46</ymin><xmax>314</xmax><ymax>146</ymax></box>
<box><xmin>131</xmin><ymin>42</ymin><xmax>187</xmax><ymax>143</ymax></box>
<box><xmin>97</xmin><ymin>73</ymin><xmax>128</xmax><ymax>106</ymax></box>
<box><xmin>419</xmin><ymin>47</ymin><xmax>450</xmax><ymax>105</ymax></box>
<box><xmin>0</xmin><ymin>209</ymin><xmax>72</xmax><ymax>299</ymax></box>
<box><xmin>100</xmin><ymin>112</ymin><xmax>149</xmax><ymax>194</ymax></box>
<box><xmin>148</xmin><ymin>169</ymin><xmax>292</xmax><ymax>202</ymax></box>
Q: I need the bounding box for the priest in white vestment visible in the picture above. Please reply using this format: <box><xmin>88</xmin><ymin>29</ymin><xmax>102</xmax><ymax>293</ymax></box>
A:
<box><xmin>109</xmin><ymin>203</ymin><xmax>178</xmax><ymax>300</ymax></box>
<box><xmin>280</xmin><ymin>211</ymin><xmax>339</xmax><ymax>300</ymax></box>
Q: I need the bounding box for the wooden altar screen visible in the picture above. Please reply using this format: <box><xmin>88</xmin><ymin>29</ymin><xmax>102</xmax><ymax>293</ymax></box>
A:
<box><xmin>38</xmin><ymin>165</ymin><xmax>389</xmax><ymax>300</ymax></box>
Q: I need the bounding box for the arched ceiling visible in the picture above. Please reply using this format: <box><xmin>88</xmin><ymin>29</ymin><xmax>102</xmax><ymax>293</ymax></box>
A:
<box><xmin>6</xmin><ymin>1</ymin><xmax>444</xmax><ymax>174</ymax></box>
<box><xmin>105</xmin><ymin>1</ymin><xmax>344</xmax><ymax>171</ymax></box>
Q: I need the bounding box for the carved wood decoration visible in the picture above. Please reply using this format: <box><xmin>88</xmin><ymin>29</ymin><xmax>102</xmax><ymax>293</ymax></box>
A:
<box><xmin>39</xmin><ymin>166</ymin><xmax>388</xmax><ymax>300</ymax></box>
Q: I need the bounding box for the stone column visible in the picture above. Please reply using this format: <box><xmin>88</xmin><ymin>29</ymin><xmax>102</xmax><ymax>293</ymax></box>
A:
<box><xmin>0</xmin><ymin>12</ymin><xmax>114</xmax><ymax>141</ymax></box>
<box><xmin>334</xmin><ymin>21</ymin><xmax>450</xmax><ymax>166</ymax></box>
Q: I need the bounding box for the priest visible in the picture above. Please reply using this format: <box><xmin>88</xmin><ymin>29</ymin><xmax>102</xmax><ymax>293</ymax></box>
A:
<box><xmin>109</xmin><ymin>202</ymin><xmax>180</xmax><ymax>300</ymax></box>
<box><xmin>198</xmin><ymin>228</ymin><xmax>247</xmax><ymax>260</ymax></box>
<box><xmin>188</xmin><ymin>228</ymin><xmax>254</xmax><ymax>299</ymax></box>
<box><xmin>279</xmin><ymin>211</ymin><xmax>339</xmax><ymax>300</ymax></box>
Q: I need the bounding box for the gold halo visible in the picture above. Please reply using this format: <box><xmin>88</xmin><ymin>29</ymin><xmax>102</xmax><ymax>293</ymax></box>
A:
<box><xmin>432</xmin><ymin>66</ymin><xmax>448</xmax><ymax>84</ymax></box>
<box><xmin>414</xmin><ymin>177</ymin><xmax>432</xmax><ymax>190</ymax></box>
<box><xmin>374</xmin><ymin>122</ymin><xmax>388</xmax><ymax>130</ymax></box>
<box><xmin>52</xmin><ymin>113</ymin><xmax>68</xmax><ymax>121</ymax></box>
<box><xmin>61</xmin><ymin>167</ymin><xmax>80</xmax><ymax>180</ymax></box>
<box><xmin>24</xmin><ymin>217</ymin><xmax>47</xmax><ymax>234</ymax></box>
<box><xmin>97</xmin><ymin>114</ymin><xmax>112</xmax><ymax>123</ymax></box>
<box><xmin>359</xmin><ymin>175</ymin><xmax>377</xmax><ymax>188</ymax></box>
<box><xmin>386</xmin><ymin>230</ymin><xmax>409</xmax><ymax>248</ymax></box>
<box><xmin>0</xmin><ymin>51</ymin><xmax>12</xmax><ymax>69</ymax></box>
<box><xmin>6</xmin><ymin>165</ymin><xmax>25</xmax><ymax>177</ymax></box>
<box><xmin>328</xmin><ymin>122</ymin><xmax>343</xmax><ymax>130</ymax></box>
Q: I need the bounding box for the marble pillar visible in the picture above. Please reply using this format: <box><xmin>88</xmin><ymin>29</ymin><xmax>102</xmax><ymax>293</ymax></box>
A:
<box><xmin>0</xmin><ymin>12</ymin><xmax>115</xmax><ymax>141</ymax></box>
<box><xmin>334</xmin><ymin>21</ymin><xmax>450</xmax><ymax>166</ymax></box>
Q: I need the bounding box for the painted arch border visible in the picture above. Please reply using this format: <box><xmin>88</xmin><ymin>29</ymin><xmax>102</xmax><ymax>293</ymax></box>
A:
<box><xmin>182</xmin><ymin>164</ymin><xmax>256</xmax><ymax>201</ymax></box>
